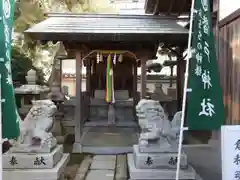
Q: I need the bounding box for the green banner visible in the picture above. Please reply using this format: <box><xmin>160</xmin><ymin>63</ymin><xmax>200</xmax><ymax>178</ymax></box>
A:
<box><xmin>0</xmin><ymin>0</ymin><xmax>20</xmax><ymax>139</ymax></box>
<box><xmin>187</xmin><ymin>0</ymin><xmax>225</xmax><ymax>130</ymax></box>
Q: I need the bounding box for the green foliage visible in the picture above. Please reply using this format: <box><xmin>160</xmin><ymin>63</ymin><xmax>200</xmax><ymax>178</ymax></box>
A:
<box><xmin>11</xmin><ymin>46</ymin><xmax>45</xmax><ymax>85</ymax></box>
<box><xmin>13</xmin><ymin>0</ymin><xmax>118</xmax><ymax>82</ymax></box>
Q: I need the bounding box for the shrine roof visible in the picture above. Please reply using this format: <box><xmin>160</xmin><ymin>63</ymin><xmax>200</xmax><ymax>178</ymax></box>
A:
<box><xmin>25</xmin><ymin>13</ymin><xmax>188</xmax><ymax>44</ymax></box>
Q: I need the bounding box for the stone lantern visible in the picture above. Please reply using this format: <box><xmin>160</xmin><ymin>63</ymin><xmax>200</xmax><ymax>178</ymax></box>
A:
<box><xmin>26</xmin><ymin>69</ymin><xmax>37</xmax><ymax>84</ymax></box>
<box><xmin>15</xmin><ymin>69</ymin><xmax>49</xmax><ymax>117</ymax></box>
<box><xmin>47</xmin><ymin>81</ymin><xmax>66</xmax><ymax>144</ymax></box>
<box><xmin>47</xmin><ymin>42</ymin><xmax>68</xmax><ymax>144</ymax></box>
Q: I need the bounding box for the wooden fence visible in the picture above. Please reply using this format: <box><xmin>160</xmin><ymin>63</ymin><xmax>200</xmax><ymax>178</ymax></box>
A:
<box><xmin>218</xmin><ymin>9</ymin><xmax>240</xmax><ymax>124</ymax></box>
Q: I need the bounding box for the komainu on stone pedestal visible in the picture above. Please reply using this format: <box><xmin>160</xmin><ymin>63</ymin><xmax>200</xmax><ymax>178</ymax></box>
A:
<box><xmin>10</xmin><ymin>100</ymin><xmax>58</xmax><ymax>153</ymax></box>
<box><xmin>127</xmin><ymin>99</ymin><xmax>198</xmax><ymax>180</ymax></box>
<box><xmin>4</xmin><ymin>100</ymin><xmax>70</xmax><ymax>180</ymax></box>
<box><xmin>136</xmin><ymin>99</ymin><xmax>180</xmax><ymax>152</ymax></box>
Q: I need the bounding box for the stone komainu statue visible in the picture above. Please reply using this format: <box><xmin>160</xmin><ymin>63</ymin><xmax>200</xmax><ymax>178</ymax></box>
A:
<box><xmin>136</xmin><ymin>99</ymin><xmax>182</xmax><ymax>149</ymax></box>
<box><xmin>17</xmin><ymin>100</ymin><xmax>57</xmax><ymax>148</ymax></box>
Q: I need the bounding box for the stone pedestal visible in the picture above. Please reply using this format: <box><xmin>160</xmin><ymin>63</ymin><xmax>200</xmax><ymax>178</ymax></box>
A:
<box><xmin>129</xmin><ymin>99</ymin><xmax>199</xmax><ymax>180</ymax></box>
<box><xmin>128</xmin><ymin>145</ymin><xmax>197</xmax><ymax>180</ymax></box>
<box><xmin>48</xmin><ymin>81</ymin><xmax>66</xmax><ymax>144</ymax></box>
<box><xmin>53</xmin><ymin>112</ymin><xmax>67</xmax><ymax>144</ymax></box>
<box><xmin>3</xmin><ymin>145</ymin><xmax>69</xmax><ymax>180</ymax></box>
<box><xmin>108</xmin><ymin>104</ymin><xmax>116</xmax><ymax>125</ymax></box>
<box><xmin>133</xmin><ymin>145</ymin><xmax>188</xmax><ymax>169</ymax></box>
<box><xmin>10</xmin><ymin>138</ymin><xmax>57</xmax><ymax>153</ymax></box>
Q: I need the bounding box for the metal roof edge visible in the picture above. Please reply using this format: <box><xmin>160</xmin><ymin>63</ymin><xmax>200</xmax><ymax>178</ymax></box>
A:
<box><xmin>45</xmin><ymin>12</ymin><xmax>187</xmax><ymax>20</ymax></box>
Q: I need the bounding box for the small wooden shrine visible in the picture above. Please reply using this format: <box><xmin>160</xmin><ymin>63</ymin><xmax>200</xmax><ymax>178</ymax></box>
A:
<box><xmin>25</xmin><ymin>13</ymin><xmax>188</xmax><ymax>153</ymax></box>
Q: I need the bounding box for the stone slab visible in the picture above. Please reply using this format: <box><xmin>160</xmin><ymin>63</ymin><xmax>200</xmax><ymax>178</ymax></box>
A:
<box><xmin>58</xmin><ymin>173</ymin><xmax>65</xmax><ymax>180</ymax></box>
<box><xmin>3</xmin><ymin>145</ymin><xmax>63</xmax><ymax>169</ymax></box>
<box><xmin>115</xmin><ymin>154</ymin><xmax>128</xmax><ymax>180</ymax></box>
<box><xmin>133</xmin><ymin>145</ymin><xmax>188</xmax><ymax>169</ymax></box>
<box><xmin>3</xmin><ymin>153</ymin><xmax>70</xmax><ymax>180</ymax></box>
<box><xmin>75</xmin><ymin>173</ymin><xmax>85</xmax><ymax>180</ymax></box>
<box><xmin>86</xmin><ymin>170</ymin><xmax>114</xmax><ymax>180</ymax></box>
<box><xmin>77</xmin><ymin>156</ymin><xmax>93</xmax><ymax>174</ymax></box>
<box><xmin>138</xmin><ymin>144</ymin><xmax>178</xmax><ymax>153</ymax></box>
<box><xmin>127</xmin><ymin>154</ymin><xmax>196</xmax><ymax>180</ymax></box>
<box><xmin>90</xmin><ymin>160</ymin><xmax>115</xmax><ymax>170</ymax></box>
<box><xmin>128</xmin><ymin>173</ymin><xmax>203</xmax><ymax>180</ymax></box>
<box><xmin>93</xmin><ymin>155</ymin><xmax>116</xmax><ymax>161</ymax></box>
<box><xmin>75</xmin><ymin>156</ymin><xmax>93</xmax><ymax>180</ymax></box>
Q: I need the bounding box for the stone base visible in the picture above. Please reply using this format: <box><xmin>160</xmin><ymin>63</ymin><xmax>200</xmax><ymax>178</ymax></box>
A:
<box><xmin>55</xmin><ymin>134</ymin><xmax>68</xmax><ymax>144</ymax></box>
<box><xmin>10</xmin><ymin>139</ymin><xmax>57</xmax><ymax>153</ymax></box>
<box><xmin>138</xmin><ymin>144</ymin><xmax>178</xmax><ymax>153</ymax></box>
<box><xmin>133</xmin><ymin>145</ymin><xmax>188</xmax><ymax>169</ymax></box>
<box><xmin>129</xmin><ymin>174</ymin><xmax>203</xmax><ymax>180</ymax></box>
<box><xmin>107</xmin><ymin>104</ymin><xmax>116</xmax><ymax>125</ymax></box>
<box><xmin>127</xmin><ymin>154</ymin><xmax>196</xmax><ymax>180</ymax></box>
<box><xmin>3</xmin><ymin>154</ymin><xmax>70</xmax><ymax>180</ymax></box>
<box><xmin>73</xmin><ymin>142</ymin><xmax>82</xmax><ymax>153</ymax></box>
<box><xmin>3</xmin><ymin>145</ymin><xmax>63</xmax><ymax>169</ymax></box>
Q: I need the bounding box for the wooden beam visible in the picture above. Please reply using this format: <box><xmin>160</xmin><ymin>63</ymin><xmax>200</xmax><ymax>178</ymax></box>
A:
<box><xmin>153</xmin><ymin>0</ymin><xmax>160</xmax><ymax>15</ymax></box>
<box><xmin>178</xmin><ymin>0</ymin><xmax>187</xmax><ymax>16</ymax></box>
<box><xmin>167</xmin><ymin>0</ymin><xmax>175</xmax><ymax>15</ymax></box>
<box><xmin>135</xmin><ymin>49</ymin><xmax>154</xmax><ymax>60</ymax></box>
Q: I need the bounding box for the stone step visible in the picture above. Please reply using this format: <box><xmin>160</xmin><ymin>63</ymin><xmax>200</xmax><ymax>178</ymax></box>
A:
<box><xmin>90</xmin><ymin>155</ymin><xmax>116</xmax><ymax>170</ymax></box>
<box><xmin>128</xmin><ymin>154</ymin><xmax>196</xmax><ymax>180</ymax></box>
<box><xmin>133</xmin><ymin>145</ymin><xmax>188</xmax><ymax>169</ymax></box>
<box><xmin>93</xmin><ymin>155</ymin><xmax>116</xmax><ymax>161</ymax></box>
<box><xmin>85</xmin><ymin>155</ymin><xmax>116</xmax><ymax>180</ymax></box>
<box><xmin>3</xmin><ymin>153</ymin><xmax>70</xmax><ymax>180</ymax></box>
<box><xmin>3</xmin><ymin>145</ymin><xmax>63</xmax><ymax>169</ymax></box>
<box><xmin>86</xmin><ymin>170</ymin><xmax>115</xmax><ymax>180</ymax></box>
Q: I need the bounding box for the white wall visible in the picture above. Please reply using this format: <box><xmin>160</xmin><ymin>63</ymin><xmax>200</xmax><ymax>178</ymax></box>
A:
<box><xmin>219</xmin><ymin>0</ymin><xmax>240</xmax><ymax>20</ymax></box>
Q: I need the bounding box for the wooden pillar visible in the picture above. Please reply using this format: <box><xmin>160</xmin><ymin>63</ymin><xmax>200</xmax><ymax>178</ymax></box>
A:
<box><xmin>177</xmin><ymin>60</ymin><xmax>181</xmax><ymax>110</ymax></box>
<box><xmin>91</xmin><ymin>59</ymin><xmax>97</xmax><ymax>96</ymax></box>
<box><xmin>132</xmin><ymin>62</ymin><xmax>138</xmax><ymax>119</ymax></box>
<box><xmin>170</xmin><ymin>66</ymin><xmax>173</xmax><ymax>87</ymax></box>
<box><xmin>177</xmin><ymin>58</ymin><xmax>186</xmax><ymax>111</ymax></box>
<box><xmin>92</xmin><ymin>60</ymin><xmax>97</xmax><ymax>95</ymax></box>
<box><xmin>86</xmin><ymin>59</ymin><xmax>91</xmax><ymax>119</ymax></box>
<box><xmin>140</xmin><ymin>58</ymin><xmax>147</xmax><ymax>99</ymax></box>
<box><xmin>74</xmin><ymin>50</ymin><xmax>82</xmax><ymax>144</ymax></box>
<box><xmin>86</xmin><ymin>60</ymin><xmax>91</xmax><ymax>96</ymax></box>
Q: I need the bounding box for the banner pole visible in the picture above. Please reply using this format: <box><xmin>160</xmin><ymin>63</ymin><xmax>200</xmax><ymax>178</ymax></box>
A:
<box><xmin>0</xmin><ymin>74</ymin><xmax>3</xmax><ymax>180</ymax></box>
<box><xmin>175</xmin><ymin>0</ymin><xmax>195</xmax><ymax>179</ymax></box>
